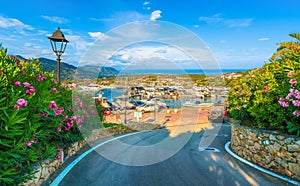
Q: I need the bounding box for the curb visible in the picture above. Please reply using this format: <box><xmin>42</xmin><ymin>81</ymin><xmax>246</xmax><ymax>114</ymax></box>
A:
<box><xmin>225</xmin><ymin>141</ymin><xmax>300</xmax><ymax>186</ymax></box>
<box><xmin>50</xmin><ymin>130</ymin><xmax>149</xmax><ymax>186</ymax></box>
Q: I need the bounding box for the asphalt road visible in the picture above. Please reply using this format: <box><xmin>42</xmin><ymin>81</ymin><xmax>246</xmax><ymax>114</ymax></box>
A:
<box><xmin>56</xmin><ymin>124</ymin><xmax>294</xmax><ymax>186</ymax></box>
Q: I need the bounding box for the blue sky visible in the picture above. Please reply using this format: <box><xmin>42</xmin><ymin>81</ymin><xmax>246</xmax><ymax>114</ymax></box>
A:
<box><xmin>1</xmin><ymin>0</ymin><xmax>300</xmax><ymax>70</ymax></box>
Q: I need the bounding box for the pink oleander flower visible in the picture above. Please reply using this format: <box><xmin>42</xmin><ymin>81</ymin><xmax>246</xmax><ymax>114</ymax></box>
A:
<box><xmin>287</xmin><ymin>71</ymin><xmax>293</xmax><ymax>77</ymax></box>
<box><xmin>77</xmin><ymin>116</ymin><xmax>84</xmax><ymax>124</ymax></box>
<box><xmin>51</xmin><ymin>87</ymin><xmax>57</xmax><ymax>91</ymax></box>
<box><xmin>70</xmin><ymin>116</ymin><xmax>77</xmax><ymax>122</ymax></box>
<box><xmin>289</xmin><ymin>79</ymin><xmax>297</xmax><ymax>86</ymax></box>
<box><xmin>40</xmin><ymin>113</ymin><xmax>48</xmax><ymax>117</ymax></box>
<box><xmin>57</xmin><ymin>147</ymin><xmax>63</xmax><ymax>152</ymax></box>
<box><xmin>23</xmin><ymin>82</ymin><xmax>30</xmax><ymax>88</ymax></box>
<box><xmin>65</xmin><ymin>125</ymin><xmax>71</xmax><ymax>131</ymax></box>
<box><xmin>14</xmin><ymin>98</ymin><xmax>28</xmax><ymax>109</ymax></box>
<box><xmin>263</xmin><ymin>86</ymin><xmax>268</xmax><ymax>94</ymax></box>
<box><xmin>292</xmin><ymin>100</ymin><xmax>300</xmax><ymax>107</ymax></box>
<box><xmin>26</xmin><ymin>140</ymin><xmax>35</xmax><ymax>147</ymax></box>
<box><xmin>57</xmin><ymin>126</ymin><xmax>62</xmax><ymax>132</ymax></box>
<box><xmin>14</xmin><ymin>104</ymin><xmax>21</xmax><ymax>110</ymax></box>
<box><xmin>36</xmin><ymin>74</ymin><xmax>46</xmax><ymax>82</ymax></box>
<box><xmin>54</xmin><ymin>107</ymin><xmax>64</xmax><ymax>116</ymax></box>
<box><xmin>25</xmin><ymin>86</ymin><xmax>35</xmax><ymax>95</ymax></box>
<box><xmin>278</xmin><ymin>97</ymin><xmax>289</xmax><ymax>107</ymax></box>
<box><xmin>17</xmin><ymin>98</ymin><xmax>28</xmax><ymax>107</ymax></box>
<box><xmin>49</xmin><ymin>101</ymin><xmax>57</xmax><ymax>110</ymax></box>
<box><xmin>56</xmin><ymin>155</ymin><xmax>62</xmax><ymax>160</ymax></box>
<box><xmin>293</xmin><ymin>110</ymin><xmax>300</xmax><ymax>116</ymax></box>
<box><xmin>14</xmin><ymin>81</ymin><xmax>21</xmax><ymax>86</ymax></box>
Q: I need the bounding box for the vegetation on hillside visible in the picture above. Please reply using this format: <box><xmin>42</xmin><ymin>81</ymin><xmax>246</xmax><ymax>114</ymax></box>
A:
<box><xmin>0</xmin><ymin>46</ymin><xmax>107</xmax><ymax>185</ymax></box>
<box><xmin>228</xmin><ymin>33</ymin><xmax>300</xmax><ymax>136</ymax></box>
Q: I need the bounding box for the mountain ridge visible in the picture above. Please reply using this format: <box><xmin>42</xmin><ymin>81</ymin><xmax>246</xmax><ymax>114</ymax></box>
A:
<box><xmin>16</xmin><ymin>56</ymin><xmax>119</xmax><ymax>80</ymax></box>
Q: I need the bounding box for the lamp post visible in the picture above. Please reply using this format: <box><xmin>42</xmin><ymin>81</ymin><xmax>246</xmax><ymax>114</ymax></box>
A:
<box><xmin>48</xmin><ymin>27</ymin><xmax>69</xmax><ymax>82</ymax></box>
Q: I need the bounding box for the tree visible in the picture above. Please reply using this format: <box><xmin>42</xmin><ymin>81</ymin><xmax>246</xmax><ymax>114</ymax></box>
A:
<box><xmin>271</xmin><ymin>33</ymin><xmax>300</xmax><ymax>60</ymax></box>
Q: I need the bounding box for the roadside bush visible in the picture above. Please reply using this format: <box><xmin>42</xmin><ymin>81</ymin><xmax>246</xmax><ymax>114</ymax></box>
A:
<box><xmin>228</xmin><ymin>43</ymin><xmax>300</xmax><ymax>136</ymax></box>
<box><xmin>0</xmin><ymin>46</ymin><xmax>104</xmax><ymax>185</ymax></box>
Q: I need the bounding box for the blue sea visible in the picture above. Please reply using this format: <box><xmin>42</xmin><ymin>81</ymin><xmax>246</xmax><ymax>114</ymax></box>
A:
<box><xmin>120</xmin><ymin>69</ymin><xmax>249</xmax><ymax>76</ymax></box>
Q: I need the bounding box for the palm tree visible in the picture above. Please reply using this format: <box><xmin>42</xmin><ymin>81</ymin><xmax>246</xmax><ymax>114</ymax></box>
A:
<box><xmin>271</xmin><ymin>33</ymin><xmax>300</xmax><ymax>60</ymax></box>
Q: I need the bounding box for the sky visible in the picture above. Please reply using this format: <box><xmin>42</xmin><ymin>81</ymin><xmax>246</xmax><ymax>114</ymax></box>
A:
<box><xmin>1</xmin><ymin>0</ymin><xmax>300</xmax><ymax>71</ymax></box>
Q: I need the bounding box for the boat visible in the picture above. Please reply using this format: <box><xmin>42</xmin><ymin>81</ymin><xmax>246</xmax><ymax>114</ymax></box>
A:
<box><xmin>183</xmin><ymin>99</ymin><xmax>213</xmax><ymax>108</ymax></box>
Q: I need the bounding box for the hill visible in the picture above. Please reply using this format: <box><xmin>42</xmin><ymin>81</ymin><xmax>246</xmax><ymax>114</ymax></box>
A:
<box><xmin>16</xmin><ymin>56</ymin><xmax>119</xmax><ymax>80</ymax></box>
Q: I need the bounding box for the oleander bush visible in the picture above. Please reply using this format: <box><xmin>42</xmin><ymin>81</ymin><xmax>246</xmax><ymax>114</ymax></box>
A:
<box><xmin>228</xmin><ymin>35</ymin><xmax>300</xmax><ymax>137</ymax></box>
<box><xmin>0</xmin><ymin>46</ymin><xmax>105</xmax><ymax>185</ymax></box>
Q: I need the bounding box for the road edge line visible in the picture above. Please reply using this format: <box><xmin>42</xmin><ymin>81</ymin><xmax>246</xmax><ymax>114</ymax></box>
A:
<box><xmin>225</xmin><ymin>141</ymin><xmax>299</xmax><ymax>186</ymax></box>
<box><xmin>50</xmin><ymin>130</ymin><xmax>148</xmax><ymax>186</ymax></box>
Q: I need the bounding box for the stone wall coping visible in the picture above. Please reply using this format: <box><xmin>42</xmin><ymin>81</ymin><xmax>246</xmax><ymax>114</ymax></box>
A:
<box><xmin>232</xmin><ymin>123</ymin><xmax>300</xmax><ymax>140</ymax></box>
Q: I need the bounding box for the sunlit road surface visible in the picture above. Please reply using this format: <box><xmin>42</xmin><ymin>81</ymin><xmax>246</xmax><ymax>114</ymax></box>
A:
<box><xmin>55</xmin><ymin>123</ymin><xmax>293</xmax><ymax>186</ymax></box>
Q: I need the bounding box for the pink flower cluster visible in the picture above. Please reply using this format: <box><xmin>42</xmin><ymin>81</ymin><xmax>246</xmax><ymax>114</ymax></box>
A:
<box><xmin>64</xmin><ymin>116</ymin><xmax>78</xmax><ymax>131</ymax></box>
<box><xmin>49</xmin><ymin>101</ymin><xmax>58</xmax><ymax>110</ymax></box>
<box><xmin>26</xmin><ymin>140</ymin><xmax>37</xmax><ymax>147</ymax></box>
<box><xmin>23</xmin><ymin>82</ymin><xmax>35</xmax><ymax>95</ymax></box>
<box><xmin>278</xmin><ymin>98</ymin><xmax>289</xmax><ymax>107</ymax></box>
<box><xmin>54</xmin><ymin>107</ymin><xmax>64</xmax><ymax>116</ymax></box>
<box><xmin>289</xmin><ymin>79</ymin><xmax>297</xmax><ymax>86</ymax></box>
<box><xmin>278</xmin><ymin>71</ymin><xmax>300</xmax><ymax>117</ymax></box>
<box><xmin>293</xmin><ymin>110</ymin><xmax>300</xmax><ymax>116</ymax></box>
<box><xmin>48</xmin><ymin>101</ymin><xmax>64</xmax><ymax>116</ymax></box>
<box><xmin>14</xmin><ymin>80</ymin><xmax>21</xmax><ymax>86</ymax></box>
<box><xmin>36</xmin><ymin>74</ymin><xmax>46</xmax><ymax>82</ymax></box>
<box><xmin>14</xmin><ymin>98</ymin><xmax>28</xmax><ymax>110</ymax></box>
<box><xmin>13</xmin><ymin>81</ymin><xmax>35</xmax><ymax>95</ymax></box>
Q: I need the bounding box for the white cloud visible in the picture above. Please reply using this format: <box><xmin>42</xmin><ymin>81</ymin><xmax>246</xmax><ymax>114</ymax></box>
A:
<box><xmin>66</xmin><ymin>35</ymin><xmax>93</xmax><ymax>56</ymax></box>
<box><xmin>0</xmin><ymin>16</ymin><xmax>34</xmax><ymax>30</ymax></box>
<box><xmin>88</xmin><ymin>32</ymin><xmax>110</xmax><ymax>40</ymax></box>
<box><xmin>150</xmin><ymin>10</ymin><xmax>162</xmax><ymax>21</ymax></box>
<box><xmin>224</xmin><ymin>18</ymin><xmax>253</xmax><ymax>27</ymax></box>
<box><xmin>199</xmin><ymin>14</ymin><xmax>224</xmax><ymax>24</ymax></box>
<box><xmin>258</xmin><ymin>37</ymin><xmax>270</xmax><ymax>41</ymax></box>
<box><xmin>143</xmin><ymin>1</ymin><xmax>150</xmax><ymax>5</ymax></box>
<box><xmin>199</xmin><ymin>14</ymin><xmax>253</xmax><ymax>27</ymax></box>
<box><xmin>41</xmin><ymin>15</ymin><xmax>68</xmax><ymax>24</ymax></box>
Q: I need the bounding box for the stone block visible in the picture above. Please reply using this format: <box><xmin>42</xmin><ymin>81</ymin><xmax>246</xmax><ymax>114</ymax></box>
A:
<box><xmin>276</xmin><ymin>135</ymin><xmax>285</xmax><ymax>141</ymax></box>
<box><xmin>253</xmin><ymin>154</ymin><xmax>262</xmax><ymax>163</ymax></box>
<box><xmin>297</xmin><ymin>154</ymin><xmax>300</xmax><ymax>163</ymax></box>
<box><xmin>288</xmin><ymin>163</ymin><xmax>300</xmax><ymax>177</ymax></box>
<box><xmin>247</xmin><ymin>140</ymin><xmax>254</xmax><ymax>146</ymax></box>
<box><xmin>264</xmin><ymin>156</ymin><xmax>272</xmax><ymax>164</ymax></box>
<box><xmin>254</xmin><ymin>142</ymin><xmax>261</xmax><ymax>150</ymax></box>
<box><xmin>287</xmin><ymin>144</ymin><xmax>300</xmax><ymax>152</ymax></box>
<box><xmin>280</xmin><ymin>160</ymin><xmax>287</xmax><ymax>169</ymax></box>
<box><xmin>281</xmin><ymin>145</ymin><xmax>287</xmax><ymax>151</ymax></box>
<box><xmin>275</xmin><ymin>157</ymin><xmax>282</xmax><ymax>165</ymax></box>
<box><xmin>273</xmin><ymin>142</ymin><xmax>281</xmax><ymax>151</ymax></box>
<box><xmin>284</xmin><ymin>137</ymin><xmax>294</xmax><ymax>144</ymax></box>
<box><xmin>269</xmin><ymin>134</ymin><xmax>277</xmax><ymax>141</ymax></box>
<box><xmin>40</xmin><ymin>166</ymin><xmax>50</xmax><ymax>180</ymax></box>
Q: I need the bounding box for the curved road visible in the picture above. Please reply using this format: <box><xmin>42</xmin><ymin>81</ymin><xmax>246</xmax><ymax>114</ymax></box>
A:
<box><xmin>54</xmin><ymin>124</ymin><xmax>294</xmax><ymax>186</ymax></box>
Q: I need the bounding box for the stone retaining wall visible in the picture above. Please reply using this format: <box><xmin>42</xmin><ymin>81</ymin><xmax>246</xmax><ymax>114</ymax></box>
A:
<box><xmin>231</xmin><ymin>124</ymin><xmax>300</xmax><ymax>181</ymax></box>
<box><xmin>23</xmin><ymin>124</ymin><xmax>159</xmax><ymax>186</ymax></box>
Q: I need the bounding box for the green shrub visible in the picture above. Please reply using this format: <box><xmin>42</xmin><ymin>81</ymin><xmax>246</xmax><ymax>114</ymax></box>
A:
<box><xmin>0</xmin><ymin>46</ymin><xmax>105</xmax><ymax>185</ymax></box>
<box><xmin>228</xmin><ymin>43</ymin><xmax>300</xmax><ymax>136</ymax></box>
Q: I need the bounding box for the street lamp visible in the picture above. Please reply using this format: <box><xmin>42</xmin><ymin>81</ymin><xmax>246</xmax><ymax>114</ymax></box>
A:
<box><xmin>48</xmin><ymin>27</ymin><xmax>69</xmax><ymax>82</ymax></box>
